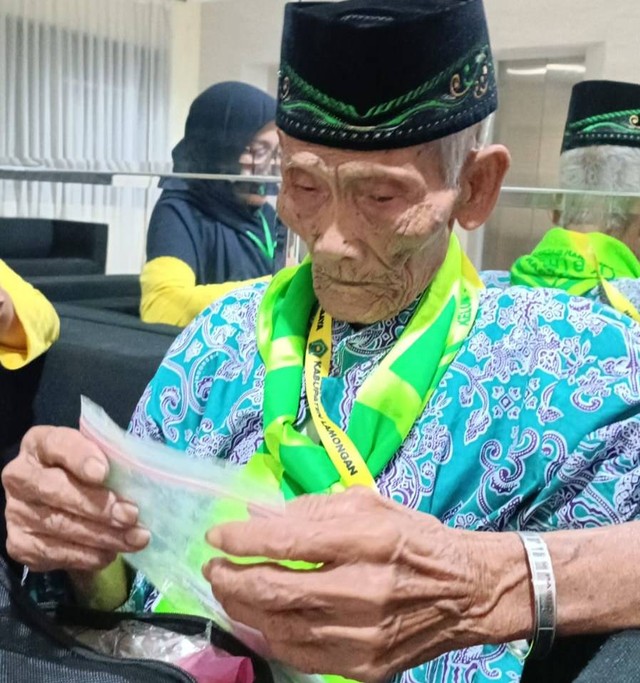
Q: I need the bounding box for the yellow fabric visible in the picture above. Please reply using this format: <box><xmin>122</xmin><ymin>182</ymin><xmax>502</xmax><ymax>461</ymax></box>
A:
<box><xmin>140</xmin><ymin>256</ymin><xmax>269</xmax><ymax>328</ymax></box>
<box><xmin>0</xmin><ymin>260</ymin><xmax>60</xmax><ymax>370</ymax></box>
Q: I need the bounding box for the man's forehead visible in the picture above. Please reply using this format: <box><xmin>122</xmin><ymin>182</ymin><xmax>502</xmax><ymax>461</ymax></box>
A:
<box><xmin>279</xmin><ymin>131</ymin><xmax>437</xmax><ymax>181</ymax></box>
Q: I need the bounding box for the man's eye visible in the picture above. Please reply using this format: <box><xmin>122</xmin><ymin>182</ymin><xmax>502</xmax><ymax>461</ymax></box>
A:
<box><xmin>296</xmin><ymin>184</ymin><xmax>319</xmax><ymax>193</ymax></box>
<box><xmin>371</xmin><ymin>194</ymin><xmax>395</xmax><ymax>203</ymax></box>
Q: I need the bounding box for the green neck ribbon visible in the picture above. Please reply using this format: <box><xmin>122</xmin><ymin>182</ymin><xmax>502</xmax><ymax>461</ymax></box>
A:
<box><xmin>252</xmin><ymin>234</ymin><xmax>483</xmax><ymax>499</ymax></box>
<box><xmin>510</xmin><ymin>227</ymin><xmax>640</xmax><ymax>296</ymax></box>
<box><xmin>246</xmin><ymin>209</ymin><xmax>276</xmax><ymax>262</ymax></box>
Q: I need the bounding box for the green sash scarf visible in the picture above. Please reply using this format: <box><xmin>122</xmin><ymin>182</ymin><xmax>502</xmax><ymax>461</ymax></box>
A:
<box><xmin>253</xmin><ymin>233</ymin><xmax>482</xmax><ymax>499</ymax></box>
<box><xmin>510</xmin><ymin>227</ymin><xmax>640</xmax><ymax>296</ymax></box>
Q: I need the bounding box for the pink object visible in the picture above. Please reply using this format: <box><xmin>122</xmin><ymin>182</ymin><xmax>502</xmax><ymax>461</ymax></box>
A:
<box><xmin>177</xmin><ymin>646</ymin><xmax>255</xmax><ymax>683</ymax></box>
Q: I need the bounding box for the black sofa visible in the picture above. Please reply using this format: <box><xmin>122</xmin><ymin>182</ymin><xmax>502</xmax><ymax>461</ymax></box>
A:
<box><xmin>32</xmin><ymin>303</ymin><xmax>180</xmax><ymax>431</ymax></box>
<box><xmin>26</xmin><ymin>273</ymin><xmax>141</xmax><ymax>316</ymax></box>
<box><xmin>0</xmin><ymin>218</ymin><xmax>108</xmax><ymax>277</ymax></box>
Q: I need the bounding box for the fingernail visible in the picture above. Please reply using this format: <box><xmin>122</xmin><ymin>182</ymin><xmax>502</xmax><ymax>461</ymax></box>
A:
<box><xmin>206</xmin><ymin>528</ymin><xmax>221</xmax><ymax>547</ymax></box>
<box><xmin>125</xmin><ymin>527</ymin><xmax>150</xmax><ymax>548</ymax></box>
<box><xmin>83</xmin><ymin>457</ymin><xmax>108</xmax><ymax>483</ymax></box>
<box><xmin>112</xmin><ymin>502</ymin><xmax>139</xmax><ymax>526</ymax></box>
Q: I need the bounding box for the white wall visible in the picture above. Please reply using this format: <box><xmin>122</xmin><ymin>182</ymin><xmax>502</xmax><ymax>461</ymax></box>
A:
<box><xmin>485</xmin><ymin>0</ymin><xmax>639</xmax><ymax>82</ymax></box>
<box><xmin>169</xmin><ymin>2</ymin><xmax>203</xmax><ymax>149</ymax></box>
<box><xmin>199</xmin><ymin>0</ymin><xmax>288</xmax><ymax>94</ymax></box>
<box><xmin>198</xmin><ymin>0</ymin><xmax>640</xmax><ymax>101</ymax></box>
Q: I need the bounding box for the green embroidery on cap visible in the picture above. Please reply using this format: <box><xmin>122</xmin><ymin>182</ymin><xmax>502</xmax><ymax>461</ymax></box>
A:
<box><xmin>279</xmin><ymin>44</ymin><xmax>494</xmax><ymax>133</ymax></box>
<box><xmin>565</xmin><ymin>109</ymin><xmax>640</xmax><ymax>140</ymax></box>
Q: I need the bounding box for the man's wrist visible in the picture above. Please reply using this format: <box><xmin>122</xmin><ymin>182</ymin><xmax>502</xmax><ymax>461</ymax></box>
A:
<box><xmin>462</xmin><ymin>530</ymin><xmax>535</xmax><ymax>646</ymax></box>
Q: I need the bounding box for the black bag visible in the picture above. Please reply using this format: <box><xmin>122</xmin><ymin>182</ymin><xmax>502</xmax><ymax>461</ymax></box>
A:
<box><xmin>0</xmin><ymin>556</ymin><xmax>273</xmax><ymax>683</ymax></box>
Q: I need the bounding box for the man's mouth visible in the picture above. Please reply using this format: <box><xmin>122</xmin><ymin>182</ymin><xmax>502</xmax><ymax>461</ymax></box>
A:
<box><xmin>319</xmin><ymin>273</ymin><xmax>377</xmax><ymax>287</ymax></box>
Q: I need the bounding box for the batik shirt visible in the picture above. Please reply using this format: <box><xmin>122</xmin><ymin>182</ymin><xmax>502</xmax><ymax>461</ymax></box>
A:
<box><xmin>129</xmin><ymin>282</ymin><xmax>640</xmax><ymax>683</ymax></box>
<box><xmin>482</xmin><ymin>269</ymin><xmax>640</xmax><ymax>311</ymax></box>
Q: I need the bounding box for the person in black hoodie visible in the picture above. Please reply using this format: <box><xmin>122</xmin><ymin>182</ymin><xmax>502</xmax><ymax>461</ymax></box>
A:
<box><xmin>140</xmin><ymin>81</ymin><xmax>286</xmax><ymax>326</ymax></box>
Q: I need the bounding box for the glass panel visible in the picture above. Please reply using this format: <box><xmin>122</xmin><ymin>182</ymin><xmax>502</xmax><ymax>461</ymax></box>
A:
<box><xmin>1</xmin><ymin>0</ymin><xmax>639</xmax><ymax>331</ymax></box>
<box><xmin>482</xmin><ymin>58</ymin><xmax>586</xmax><ymax>269</ymax></box>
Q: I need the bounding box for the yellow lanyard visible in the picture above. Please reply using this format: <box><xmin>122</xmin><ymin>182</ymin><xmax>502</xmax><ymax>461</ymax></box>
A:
<box><xmin>303</xmin><ymin>307</ymin><xmax>378</xmax><ymax>491</ymax></box>
<box><xmin>575</xmin><ymin>233</ymin><xmax>640</xmax><ymax>323</ymax></box>
<box><xmin>598</xmin><ymin>277</ymin><xmax>640</xmax><ymax>323</ymax></box>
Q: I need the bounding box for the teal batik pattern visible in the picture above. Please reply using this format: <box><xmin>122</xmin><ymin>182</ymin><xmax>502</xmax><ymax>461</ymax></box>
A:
<box><xmin>129</xmin><ymin>282</ymin><xmax>640</xmax><ymax>683</ymax></box>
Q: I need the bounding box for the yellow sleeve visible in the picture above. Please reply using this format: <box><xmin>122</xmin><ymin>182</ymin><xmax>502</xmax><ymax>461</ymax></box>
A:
<box><xmin>0</xmin><ymin>261</ymin><xmax>60</xmax><ymax>370</ymax></box>
<box><xmin>140</xmin><ymin>256</ymin><xmax>269</xmax><ymax>327</ymax></box>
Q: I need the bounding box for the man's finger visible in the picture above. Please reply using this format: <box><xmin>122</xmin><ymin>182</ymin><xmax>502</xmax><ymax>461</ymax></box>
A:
<box><xmin>5</xmin><ymin>464</ymin><xmax>138</xmax><ymax>528</ymax></box>
<box><xmin>6</xmin><ymin>528</ymin><xmax>118</xmax><ymax>573</ymax></box>
<box><xmin>217</xmin><ymin>595</ymin><xmax>337</xmax><ymax>645</ymax></box>
<box><xmin>207</xmin><ymin>517</ymin><xmax>352</xmax><ymax>563</ymax></box>
<box><xmin>205</xmin><ymin>557</ymin><xmax>397</xmax><ymax>615</ymax></box>
<box><xmin>207</xmin><ymin>508</ymin><xmax>401</xmax><ymax>564</ymax></box>
<box><xmin>6</xmin><ymin>498</ymin><xmax>149</xmax><ymax>553</ymax></box>
<box><xmin>23</xmin><ymin>426</ymin><xmax>109</xmax><ymax>485</ymax></box>
<box><xmin>206</xmin><ymin>560</ymin><xmax>332</xmax><ymax>611</ymax></box>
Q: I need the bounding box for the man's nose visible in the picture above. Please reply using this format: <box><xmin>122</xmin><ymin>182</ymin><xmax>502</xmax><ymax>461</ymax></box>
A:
<box><xmin>313</xmin><ymin>206</ymin><xmax>360</xmax><ymax>261</ymax></box>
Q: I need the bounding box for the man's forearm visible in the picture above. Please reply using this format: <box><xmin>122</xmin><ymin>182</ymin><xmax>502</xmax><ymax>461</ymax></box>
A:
<box><xmin>465</xmin><ymin>521</ymin><xmax>640</xmax><ymax>647</ymax></box>
<box><xmin>544</xmin><ymin>522</ymin><xmax>640</xmax><ymax>636</ymax></box>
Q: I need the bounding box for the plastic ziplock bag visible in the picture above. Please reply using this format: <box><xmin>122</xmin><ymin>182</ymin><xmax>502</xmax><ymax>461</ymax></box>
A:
<box><xmin>80</xmin><ymin>398</ymin><xmax>326</xmax><ymax>683</ymax></box>
<box><xmin>79</xmin><ymin>396</ymin><xmax>283</xmax><ymax>656</ymax></box>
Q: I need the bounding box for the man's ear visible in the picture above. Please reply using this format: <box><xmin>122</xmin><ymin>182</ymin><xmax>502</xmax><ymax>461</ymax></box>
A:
<box><xmin>454</xmin><ymin>144</ymin><xmax>511</xmax><ymax>231</ymax></box>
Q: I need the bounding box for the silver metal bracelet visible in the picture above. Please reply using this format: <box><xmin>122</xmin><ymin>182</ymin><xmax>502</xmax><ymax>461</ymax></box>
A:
<box><xmin>516</xmin><ymin>531</ymin><xmax>557</xmax><ymax>660</ymax></box>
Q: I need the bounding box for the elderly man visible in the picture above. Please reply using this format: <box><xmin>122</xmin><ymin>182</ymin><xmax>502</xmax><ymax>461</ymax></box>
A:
<box><xmin>4</xmin><ymin>2</ymin><xmax>640</xmax><ymax>682</ymax></box>
<box><xmin>484</xmin><ymin>79</ymin><xmax>640</xmax><ymax>316</ymax></box>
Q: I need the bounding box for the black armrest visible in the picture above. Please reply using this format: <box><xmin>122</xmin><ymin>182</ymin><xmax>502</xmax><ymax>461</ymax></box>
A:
<box><xmin>33</xmin><ymin>307</ymin><xmax>179</xmax><ymax>430</ymax></box>
<box><xmin>25</xmin><ymin>274</ymin><xmax>141</xmax><ymax>303</ymax></box>
<box><xmin>51</xmin><ymin>220</ymin><xmax>108</xmax><ymax>273</ymax></box>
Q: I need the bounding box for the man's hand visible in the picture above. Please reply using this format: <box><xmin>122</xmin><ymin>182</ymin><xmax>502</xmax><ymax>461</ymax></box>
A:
<box><xmin>3</xmin><ymin>426</ymin><xmax>150</xmax><ymax>572</ymax></box>
<box><xmin>0</xmin><ymin>286</ymin><xmax>26</xmax><ymax>350</ymax></box>
<box><xmin>203</xmin><ymin>488</ymin><xmax>533</xmax><ymax>682</ymax></box>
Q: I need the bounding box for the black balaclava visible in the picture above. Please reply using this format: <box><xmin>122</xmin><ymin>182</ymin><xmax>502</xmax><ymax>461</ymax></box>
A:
<box><xmin>163</xmin><ymin>81</ymin><xmax>277</xmax><ymax>222</ymax></box>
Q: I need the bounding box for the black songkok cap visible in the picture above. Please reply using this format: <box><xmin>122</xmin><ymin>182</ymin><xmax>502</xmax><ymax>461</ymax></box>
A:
<box><xmin>277</xmin><ymin>0</ymin><xmax>497</xmax><ymax>151</ymax></box>
<box><xmin>562</xmin><ymin>80</ymin><xmax>640</xmax><ymax>153</ymax></box>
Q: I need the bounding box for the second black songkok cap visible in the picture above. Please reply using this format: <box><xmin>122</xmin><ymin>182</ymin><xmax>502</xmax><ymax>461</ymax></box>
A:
<box><xmin>277</xmin><ymin>0</ymin><xmax>497</xmax><ymax>151</ymax></box>
<box><xmin>562</xmin><ymin>80</ymin><xmax>640</xmax><ymax>153</ymax></box>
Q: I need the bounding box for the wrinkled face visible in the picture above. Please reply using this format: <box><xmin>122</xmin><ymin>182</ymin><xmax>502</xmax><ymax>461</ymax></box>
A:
<box><xmin>236</xmin><ymin>122</ymin><xmax>280</xmax><ymax>207</ymax></box>
<box><xmin>278</xmin><ymin>133</ymin><xmax>460</xmax><ymax>324</ymax></box>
